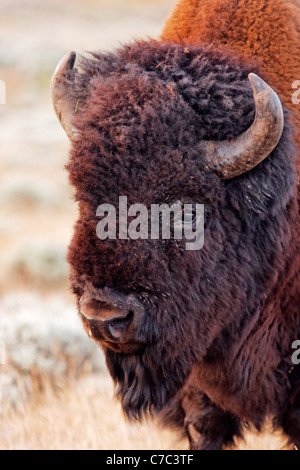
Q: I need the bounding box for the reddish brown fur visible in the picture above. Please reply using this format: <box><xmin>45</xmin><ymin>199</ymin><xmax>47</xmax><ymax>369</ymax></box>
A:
<box><xmin>162</xmin><ymin>0</ymin><xmax>300</xmax><ymax>172</ymax></box>
<box><xmin>60</xmin><ymin>0</ymin><xmax>300</xmax><ymax>450</ymax></box>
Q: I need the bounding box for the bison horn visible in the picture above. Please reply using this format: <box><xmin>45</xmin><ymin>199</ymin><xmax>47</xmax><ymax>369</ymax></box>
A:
<box><xmin>201</xmin><ymin>73</ymin><xmax>284</xmax><ymax>179</ymax></box>
<box><xmin>51</xmin><ymin>55</ymin><xmax>283</xmax><ymax>176</ymax></box>
<box><xmin>51</xmin><ymin>51</ymin><xmax>79</xmax><ymax>140</ymax></box>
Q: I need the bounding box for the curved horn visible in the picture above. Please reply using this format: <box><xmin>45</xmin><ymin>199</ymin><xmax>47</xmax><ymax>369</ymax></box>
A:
<box><xmin>51</xmin><ymin>51</ymin><xmax>79</xmax><ymax>140</ymax></box>
<box><xmin>201</xmin><ymin>73</ymin><xmax>284</xmax><ymax>179</ymax></box>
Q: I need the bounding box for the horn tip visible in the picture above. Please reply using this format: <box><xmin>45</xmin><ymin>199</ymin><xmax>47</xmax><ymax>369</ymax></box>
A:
<box><xmin>51</xmin><ymin>51</ymin><xmax>77</xmax><ymax>99</ymax></box>
<box><xmin>248</xmin><ymin>73</ymin><xmax>268</xmax><ymax>95</ymax></box>
<box><xmin>54</xmin><ymin>51</ymin><xmax>77</xmax><ymax>75</ymax></box>
<box><xmin>68</xmin><ymin>51</ymin><xmax>77</xmax><ymax>68</ymax></box>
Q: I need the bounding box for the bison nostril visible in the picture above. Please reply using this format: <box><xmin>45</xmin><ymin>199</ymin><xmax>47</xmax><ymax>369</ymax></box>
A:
<box><xmin>108</xmin><ymin>310</ymin><xmax>134</xmax><ymax>340</ymax></box>
<box><xmin>80</xmin><ymin>291</ymin><xmax>145</xmax><ymax>347</ymax></box>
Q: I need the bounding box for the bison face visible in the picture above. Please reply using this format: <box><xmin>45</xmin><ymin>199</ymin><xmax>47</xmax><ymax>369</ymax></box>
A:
<box><xmin>51</xmin><ymin>41</ymin><xmax>296</xmax><ymax>419</ymax></box>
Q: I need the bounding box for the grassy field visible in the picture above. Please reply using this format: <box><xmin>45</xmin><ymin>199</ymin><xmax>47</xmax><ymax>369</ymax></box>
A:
<box><xmin>0</xmin><ymin>0</ymin><xmax>291</xmax><ymax>450</ymax></box>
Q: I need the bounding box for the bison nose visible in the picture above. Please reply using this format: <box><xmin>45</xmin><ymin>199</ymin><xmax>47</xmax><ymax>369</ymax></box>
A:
<box><xmin>79</xmin><ymin>291</ymin><xmax>144</xmax><ymax>345</ymax></box>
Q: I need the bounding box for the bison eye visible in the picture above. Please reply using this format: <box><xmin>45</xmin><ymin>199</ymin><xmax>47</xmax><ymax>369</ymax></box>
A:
<box><xmin>183</xmin><ymin>209</ymin><xmax>197</xmax><ymax>225</ymax></box>
<box><xmin>172</xmin><ymin>206</ymin><xmax>198</xmax><ymax>230</ymax></box>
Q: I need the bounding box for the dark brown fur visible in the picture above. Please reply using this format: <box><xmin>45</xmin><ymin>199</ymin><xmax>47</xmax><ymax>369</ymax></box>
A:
<box><xmin>63</xmin><ymin>4</ymin><xmax>300</xmax><ymax>450</ymax></box>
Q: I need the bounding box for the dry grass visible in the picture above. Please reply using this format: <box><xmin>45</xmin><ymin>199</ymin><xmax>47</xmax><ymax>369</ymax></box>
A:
<box><xmin>0</xmin><ymin>374</ymin><xmax>187</xmax><ymax>451</ymax></box>
<box><xmin>0</xmin><ymin>372</ymin><xmax>291</xmax><ymax>450</ymax></box>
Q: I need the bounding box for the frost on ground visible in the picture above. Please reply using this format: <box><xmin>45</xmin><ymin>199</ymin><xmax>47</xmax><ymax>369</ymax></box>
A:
<box><xmin>0</xmin><ymin>291</ymin><xmax>106</xmax><ymax>411</ymax></box>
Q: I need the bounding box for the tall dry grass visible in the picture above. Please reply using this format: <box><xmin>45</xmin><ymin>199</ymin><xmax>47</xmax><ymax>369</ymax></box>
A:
<box><xmin>0</xmin><ymin>375</ymin><xmax>187</xmax><ymax>450</ymax></box>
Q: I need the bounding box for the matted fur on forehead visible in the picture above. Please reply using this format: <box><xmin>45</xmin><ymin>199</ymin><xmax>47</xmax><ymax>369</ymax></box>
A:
<box><xmin>66</xmin><ymin>40</ymin><xmax>262</xmax><ymax>208</ymax></box>
<box><xmin>70</xmin><ymin>39</ymin><xmax>260</xmax><ymax>146</ymax></box>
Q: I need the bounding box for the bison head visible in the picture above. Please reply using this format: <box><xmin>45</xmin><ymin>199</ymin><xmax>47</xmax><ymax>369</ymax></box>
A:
<box><xmin>51</xmin><ymin>41</ymin><xmax>297</xmax><ymax>419</ymax></box>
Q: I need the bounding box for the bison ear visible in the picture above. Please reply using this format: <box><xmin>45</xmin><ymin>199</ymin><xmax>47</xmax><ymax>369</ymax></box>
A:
<box><xmin>201</xmin><ymin>73</ymin><xmax>284</xmax><ymax>179</ymax></box>
<box><xmin>51</xmin><ymin>51</ymin><xmax>80</xmax><ymax>140</ymax></box>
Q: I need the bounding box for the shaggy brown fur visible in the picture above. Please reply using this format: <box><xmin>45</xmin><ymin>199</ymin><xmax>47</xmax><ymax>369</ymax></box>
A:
<box><xmin>57</xmin><ymin>0</ymin><xmax>300</xmax><ymax>450</ymax></box>
<box><xmin>162</xmin><ymin>0</ymin><xmax>300</xmax><ymax>171</ymax></box>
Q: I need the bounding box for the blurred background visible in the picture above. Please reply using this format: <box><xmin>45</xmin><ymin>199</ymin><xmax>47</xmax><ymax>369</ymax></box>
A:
<box><xmin>0</xmin><ymin>0</ymin><xmax>288</xmax><ymax>450</ymax></box>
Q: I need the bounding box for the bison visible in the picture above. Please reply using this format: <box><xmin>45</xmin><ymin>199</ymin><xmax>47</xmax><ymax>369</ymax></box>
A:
<box><xmin>51</xmin><ymin>0</ymin><xmax>300</xmax><ymax>450</ymax></box>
